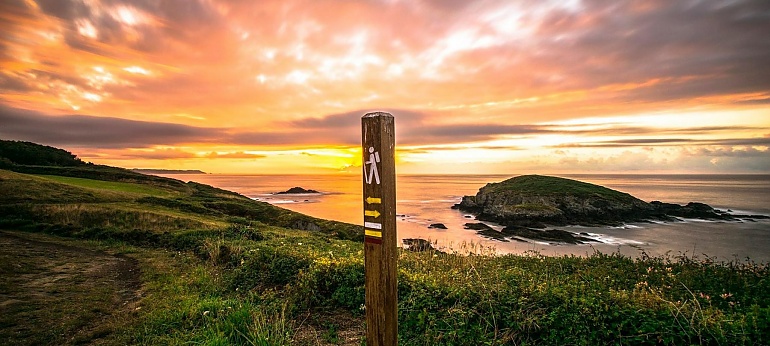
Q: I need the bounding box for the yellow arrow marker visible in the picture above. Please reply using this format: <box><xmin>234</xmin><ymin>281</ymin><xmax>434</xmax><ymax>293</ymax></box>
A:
<box><xmin>365</xmin><ymin>196</ymin><xmax>381</xmax><ymax>204</ymax></box>
<box><xmin>364</xmin><ymin>209</ymin><xmax>381</xmax><ymax>218</ymax></box>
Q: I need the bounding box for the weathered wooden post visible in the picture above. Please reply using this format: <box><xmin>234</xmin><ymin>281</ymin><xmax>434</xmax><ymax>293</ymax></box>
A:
<box><xmin>361</xmin><ymin>112</ymin><xmax>397</xmax><ymax>345</ymax></box>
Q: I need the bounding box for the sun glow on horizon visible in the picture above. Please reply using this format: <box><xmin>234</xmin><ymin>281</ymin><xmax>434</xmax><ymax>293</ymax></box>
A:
<box><xmin>1</xmin><ymin>0</ymin><xmax>768</xmax><ymax>174</ymax></box>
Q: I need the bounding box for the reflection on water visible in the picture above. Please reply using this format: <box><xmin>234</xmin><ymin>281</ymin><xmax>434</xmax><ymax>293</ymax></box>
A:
<box><xmin>161</xmin><ymin>173</ymin><xmax>770</xmax><ymax>262</ymax></box>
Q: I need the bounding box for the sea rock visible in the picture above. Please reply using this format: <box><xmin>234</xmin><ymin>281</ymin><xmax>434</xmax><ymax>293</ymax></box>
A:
<box><xmin>454</xmin><ymin>175</ymin><xmax>652</xmax><ymax>227</ymax></box>
<box><xmin>464</xmin><ymin>222</ymin><xmax>494</xmax><ymax>231</ymax></box>
<box><xmin>463</xmin><ymin>222</ymin><xmax>510</xmax><ymax>241</ymax></box>
<box><xmin>501</xmin><ymin>226</ymin><xmax>597</xmax><ymax>244</ymax></box>
<box><xmin>649</xmin><ymin>201</ymin><xmax>734</xmax><ymax>220</ymax></box>
<box><xmin>291</xmin><ymin>219</ymin><xmax>321</xmax><ymax>232</ymax></box>
<box><xmin>276</xmin><ymin>187</ymin><xmax>320</xmax><ymax>194</ymax></box>
<box><xmin>428</xmin><ymin>223</ymin><xmax>448</xmax><ymax>229</ymax></box>
<box><xmin>402</xmin><ymin>238</ymin><xmax>444</xmax><ymax>253</ymax></box>
<box><xmin>474</xmin><ymin>229</ymin><xmax>510</xmax><ymax>242</ymax></box>
<box><xmin>732</xmin><ymin>214</ymin><xmax>770</xmax><ymax>220</ymax></box>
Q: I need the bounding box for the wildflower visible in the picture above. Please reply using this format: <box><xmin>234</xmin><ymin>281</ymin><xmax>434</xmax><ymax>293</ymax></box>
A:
<box><xmin>720</xmin><ymin>293</ymin><xmax>733</xmax><ymax>299</ymax></box>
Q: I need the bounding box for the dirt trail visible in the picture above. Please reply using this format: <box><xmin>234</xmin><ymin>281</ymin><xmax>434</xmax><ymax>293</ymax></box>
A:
<box><xmin>0</xmin><ymin>231</ymin><xmax>141</xmax><ymax>345</ymax></box>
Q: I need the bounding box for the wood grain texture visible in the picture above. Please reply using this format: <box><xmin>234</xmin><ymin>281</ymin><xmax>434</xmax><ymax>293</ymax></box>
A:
<box><xmin>362</xmin><ymin>112</ymin><xmax>397</xmax><ymax>345</ymax></box>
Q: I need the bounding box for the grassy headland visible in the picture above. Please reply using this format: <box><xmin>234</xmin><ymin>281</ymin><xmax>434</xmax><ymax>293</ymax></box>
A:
<box><xmin>1</xmin><ymin>140</ymin><xmax>768</xmax><ymax>345</ymax></box>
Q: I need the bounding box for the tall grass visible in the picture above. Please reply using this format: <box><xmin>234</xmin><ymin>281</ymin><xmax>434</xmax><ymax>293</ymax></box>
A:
<box><xmin>195</xmin><ymin>232</ymin><xmax>769</xmax><ymax>345</ymax></box>
<box><xmin>2</xmin><ymin>168</ymin><xmax>767</xmax><ymax>345</ymax></box>
<box><xmin>31</xmin><ymin>204</ymin><xmax>215</xmax><ymax>232</ymax></box>
<box><xmin>37</xmin><ymin>174</ymin><xmax>174</xmax><ymax>196</ymax></box>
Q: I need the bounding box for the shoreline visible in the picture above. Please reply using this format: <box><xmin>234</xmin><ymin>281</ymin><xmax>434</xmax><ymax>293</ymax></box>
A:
<box><xmin>156</xmin><ymin>173</ymin><xmax>770</xmax><ymax>262</ymax></box>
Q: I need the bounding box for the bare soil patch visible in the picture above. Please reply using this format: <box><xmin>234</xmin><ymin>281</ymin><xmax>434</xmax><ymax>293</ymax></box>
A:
<box><xmin>0</xmin><ymin>231</ymin><xmax>141</xmax><ymax>345</ymax></box>
<box><xmin>293</xmin><ymin>309</ymin><xmax>365</xmax><ymax>345</ymax></box>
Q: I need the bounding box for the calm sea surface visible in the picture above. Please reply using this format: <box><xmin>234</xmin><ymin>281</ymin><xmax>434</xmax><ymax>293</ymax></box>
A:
<box><xmin>161</xmin><ymin>174</ymin><xmax>770</xmax><ymax>262</ymax></box>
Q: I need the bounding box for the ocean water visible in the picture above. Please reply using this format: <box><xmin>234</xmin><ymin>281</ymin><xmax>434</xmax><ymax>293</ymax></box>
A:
<box><xmin>161</xmin><ymin>173</ymin><xmax>770</xmax><ymax>262</ymax></box>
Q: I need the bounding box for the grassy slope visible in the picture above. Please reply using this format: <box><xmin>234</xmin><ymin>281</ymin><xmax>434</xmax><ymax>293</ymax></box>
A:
<box><xmin>1</xmin><ymin>168</ymin><xmax>769</xmax><ymax>345</ymax></box>
<box><xmin>37</xmin><ymin>174</ymin><xmax>175</xmax><ymax>197</ymax></box>
<box><xmin>484</xmin><ymin>174</ymin><xmax>643</xmax><ymax>203</ymax></box>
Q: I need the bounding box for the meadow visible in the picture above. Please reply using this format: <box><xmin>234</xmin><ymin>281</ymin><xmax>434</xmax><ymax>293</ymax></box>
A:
<box><xmin>1</xmin><ymin>163</ymin><xmax>768</xmax><ymax>345</ymax></box>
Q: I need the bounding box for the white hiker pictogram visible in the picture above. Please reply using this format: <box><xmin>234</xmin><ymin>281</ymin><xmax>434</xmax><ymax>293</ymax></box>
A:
<box><xmin>365</xmin><ymin>146</ymin><xmax>380</xmax><ymax>184</ymax></box>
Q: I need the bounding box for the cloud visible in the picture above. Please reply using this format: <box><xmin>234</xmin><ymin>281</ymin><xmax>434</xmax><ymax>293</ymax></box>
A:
<box><xmin>1</xmin><ymin>0</ymin><xmax>769</xmax><ymax>174</ymax></box>
<box><xmin>4</xmin><ymin>104</ymin><xmax>767</xmax><ymax>153</ymax></box>
<box><xmin>108</xmin><ymin>148</ymin><xmax>199</xmax><ymax>160</ymax></box>
<box><xmin>550</xmin><ymin>147</ymin><xmax>770</xmax><ymax>173</ymax></box>
<box><xmin>288</xmin><ymin>108</ymin><xmax>553</xmax><ymax>144</ymax></box>
<box><xmin>685</xmin><ymin>146</ymin><xmax>769</xmax><ymax>158</ymax></box>
<box><xmin>3</xmin><ymin>0</ymin><xmax>769</xmax><ymax>125</ymax></box>
<box><xmin>205</xmin><ymin>151</ymin><xmax>266</xmax><ymax>159</ymax></box>
<box><xmin>0</xmin><ymin>104</ymin><xmax>223</xmax><ymax>148</ymax></box>
<box><xmin>554</xmin><ymin>137</ymin><xmax>770</xmax><ymax>148</ymax></box>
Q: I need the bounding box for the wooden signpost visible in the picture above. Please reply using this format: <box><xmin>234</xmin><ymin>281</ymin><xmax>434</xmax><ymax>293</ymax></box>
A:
<box><xmin>362</xmin><ymin>112</ymin><xmax>397</xmax><ymax>345</ymax></box>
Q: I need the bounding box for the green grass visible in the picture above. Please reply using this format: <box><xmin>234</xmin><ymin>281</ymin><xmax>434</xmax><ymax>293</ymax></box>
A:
<box><xmin>0</xmin><ymin>169</ymin><xmax>128</xmax><ymax>203</ymax></box>
<box><xmin>1</xmin><ymin>167</ymin><xmax>768</xmax><ymax>345</ymax></box>
<box><xmin>485</xmin><ymin>175</ymin><xmax>642</xmax><ymax>203</ymax></box>
<box><xmin>36</xmin><ymin>174</ymin><xmax>174</xmax><ymax>197</ymax></box>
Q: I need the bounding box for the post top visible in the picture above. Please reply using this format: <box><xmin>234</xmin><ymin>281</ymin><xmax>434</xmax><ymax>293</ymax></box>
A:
<box><xmin>363</xmin><ymin>111</ymin><xmax>393</xmax><ymax>118</ymax></box>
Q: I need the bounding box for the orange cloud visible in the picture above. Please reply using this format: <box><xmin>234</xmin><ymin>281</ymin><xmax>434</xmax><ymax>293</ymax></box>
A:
<box><xmin>1</xmin><ymin>0</ymin><xmax>769</xmax><ymax>173</ymax></box>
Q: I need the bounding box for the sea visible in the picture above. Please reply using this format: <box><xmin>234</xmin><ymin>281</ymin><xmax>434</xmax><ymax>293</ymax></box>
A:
<box><xmin>160</xmin><ymin>173</ymin><xmax>770</xmax><ymax>262</ymax></box>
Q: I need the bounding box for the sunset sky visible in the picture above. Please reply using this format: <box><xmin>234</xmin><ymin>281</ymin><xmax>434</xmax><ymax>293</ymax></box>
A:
<box><xmin>1</xmin><ymin>0</ymin><xmax>769</xmax><ymax>174</ymax></box>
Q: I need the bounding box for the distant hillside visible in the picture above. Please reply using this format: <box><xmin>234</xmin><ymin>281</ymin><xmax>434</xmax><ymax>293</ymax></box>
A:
<box><xmin>0</xmin><ymin>139</ymin><xmax>195</xmax><ymax>190</ymax></box>
<box><xmin>0</xmin><ymin>139</ymin><xmax>85</xmax><ymax>167</ymax></box>
<box><xmin>0</xmin><ymin>140</ymin><xmax>362</xmax><ymax>241</ymax></box>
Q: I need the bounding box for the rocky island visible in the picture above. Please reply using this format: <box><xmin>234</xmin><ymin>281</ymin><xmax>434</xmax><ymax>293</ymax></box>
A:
<box><xmin>453</xmin><ymin>175</ymin><xmax>766</xmax><ymax>243</ymax></box>
<box><xmin>275</xmin><ymin>186</ymin><xmax>320</xmax><ymax>194</ymax></box>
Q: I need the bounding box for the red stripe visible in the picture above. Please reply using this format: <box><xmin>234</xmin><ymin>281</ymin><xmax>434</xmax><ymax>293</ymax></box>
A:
<box><xmin>365</xmin><ymin>236</ymin><xmax>382</xmax><ymax>244</ymax></box>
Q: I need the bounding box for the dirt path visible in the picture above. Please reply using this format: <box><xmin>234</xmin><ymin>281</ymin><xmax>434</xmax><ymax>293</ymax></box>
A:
<box><xmin>293</xmin><ymin>309</ymin><xmax>365</xmax><ymax>345</ymax></box>
<box><xmin>0</xmin><ymin>231</ymin><xmax>141</xmax><ymax>345</ymax></box>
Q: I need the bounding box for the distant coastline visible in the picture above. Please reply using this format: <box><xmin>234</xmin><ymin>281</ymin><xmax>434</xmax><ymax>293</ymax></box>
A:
<box><xmin>132</xmin><ymin>168</ymin><xmax>208</xmax><ymax>174</ymax></box>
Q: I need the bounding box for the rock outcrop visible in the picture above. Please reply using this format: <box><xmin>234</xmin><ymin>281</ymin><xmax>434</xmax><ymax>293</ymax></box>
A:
<box><xmin>453</xmin><ymin>175</ymin><xmax>654</xmax><ymax>227</ymax></box>
<box><xmin>500</xmin><ymin>227</ymin><xmax>597</xmax><ymax>244</ymax></box>
<box><xmin>291</xmin><ymin>219</ymin><xmax>322</xmax><ymax>232</ymax></box>
<box><xmin>402</xmin><ymin>238</ymin><xmax>444</xmax><ymax>253</ymax></box>
<box><xmin>276</xmin><ymin>187</ymin><xmax>320</xmax><ymax>194</ymax></box>
<box><xmin>453</xmin><ymin>175</ymin><xmax>736</xmax><ymax>228</ymax></box>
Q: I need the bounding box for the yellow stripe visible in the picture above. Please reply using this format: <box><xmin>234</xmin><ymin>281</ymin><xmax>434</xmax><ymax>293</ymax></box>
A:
<box><xmin>365</xmin><ymin>229</ymin><xmax>382</xmax><ymax>238</ymax></box>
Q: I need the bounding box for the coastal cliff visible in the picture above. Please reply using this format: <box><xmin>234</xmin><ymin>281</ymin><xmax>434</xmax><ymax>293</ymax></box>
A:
<box><xmin>453</xmin><ymin>175</ymin><xmax>736</xmax><ymax>227</ymax></box>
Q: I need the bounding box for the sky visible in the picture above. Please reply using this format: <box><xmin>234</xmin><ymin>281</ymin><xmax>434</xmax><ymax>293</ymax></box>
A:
<box><xmin>1</xmin><ymin>0</ymin><xmax>769</xmax><ymax>174</ymax></box>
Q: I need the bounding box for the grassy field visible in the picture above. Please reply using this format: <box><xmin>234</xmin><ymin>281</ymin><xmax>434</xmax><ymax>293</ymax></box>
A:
<box><xmin>482</xmin><ymin>175</ymin><xmax>642</xmax><ymax>203</ymax></box>
<box><xmin>36</xmin><ymin>174</ymin><xmax>175</xmax><ymax>197</ymax></box>
<box><xmin>1</xmin><ymin>167</ymin><xmax>769</xmax><ymax>345</ymax></box>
